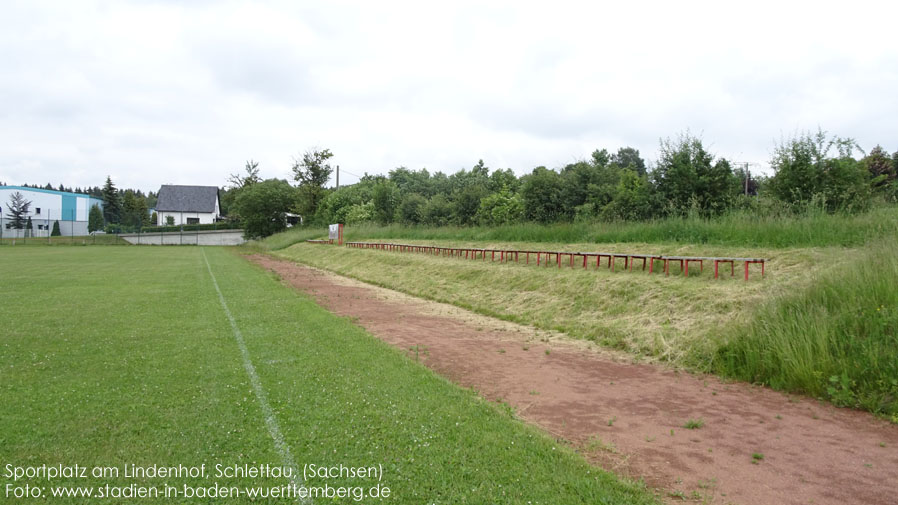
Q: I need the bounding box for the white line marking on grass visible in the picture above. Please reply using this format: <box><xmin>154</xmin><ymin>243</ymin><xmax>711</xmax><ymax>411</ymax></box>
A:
<box><xmin>202</xmin><ymin>248</ymin><xmax>310</xmax><ymax>503</ymax></box>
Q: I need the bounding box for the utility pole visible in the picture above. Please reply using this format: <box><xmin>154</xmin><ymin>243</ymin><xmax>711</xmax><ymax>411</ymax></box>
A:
<box><xmin>336</xmin><ymin>165</ymin><xmax>340</xmax><ymax>190</ymax></box>
<box><xmin>734</xmin><ymin>161</ymin><xmax>758</xmax><ymax>197</ymax></box>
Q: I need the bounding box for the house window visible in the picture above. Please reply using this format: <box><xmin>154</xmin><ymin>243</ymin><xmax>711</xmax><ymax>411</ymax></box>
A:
<box><xmin>36</xmin><ymin>207</ymin><xmax>41</xmax><ymax>215</ymax></box>
<box><xmin>37</xmin><ymin>224</ymin><xmax>44</xmax><ymax>230</ymax></box>
<box><xmin>186</xmin><ymin>218</ymin><xmax>200</xmax><ymax>225</ymax></box>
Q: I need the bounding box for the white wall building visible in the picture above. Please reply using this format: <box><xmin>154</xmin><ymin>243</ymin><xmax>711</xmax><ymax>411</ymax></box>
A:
<box><xmin>155</xmin><ymin>185</ymin><xmax>221</xmax><ymax>226</ymax></box>
<box><xmin>0</xmin><ymin>186</ymin><xmax>104</xmax><ymax>237</ymax></box>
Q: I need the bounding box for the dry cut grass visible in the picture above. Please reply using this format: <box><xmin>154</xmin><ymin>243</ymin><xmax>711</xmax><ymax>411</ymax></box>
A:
<box><xmin>274</xmin><ymin>239</ymin><xmax>857</xmax><ymax>366</ymax></box>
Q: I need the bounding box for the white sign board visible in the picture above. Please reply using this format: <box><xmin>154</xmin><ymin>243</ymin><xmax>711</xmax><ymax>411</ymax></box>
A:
<box><xmin>328</xmin><ymin>224</ymin><xmax>340</xmax><ymax>240</ymax></box>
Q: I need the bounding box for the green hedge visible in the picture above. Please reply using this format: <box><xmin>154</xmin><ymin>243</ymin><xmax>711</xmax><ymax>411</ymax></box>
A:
<box><xmin>105</xmin><ymin>222</ymin><xmax>242</xmax><ymax>234</ymax></box>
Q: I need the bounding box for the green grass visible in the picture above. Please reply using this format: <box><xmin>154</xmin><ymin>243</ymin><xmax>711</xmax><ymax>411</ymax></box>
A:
<box><xmin>683</xmin><ymin>419</ymin><xmax>704</xmax><ymax>430</ymax></box>
<box><xmin>0</xmin><ymin>247</ymin><xmax>657</xmax><ymax>504</ymax></box>
<box><xmin>255</xmin><ymin>226</ymin><xmax>333</xmax><ymax>251</ymax></box>
<box><xmin>273</xmin><ymin>239</ymin><xmax>845</xmax><ymax>364</ymax></box>
<box><xmin>713</xmin><ymin>238</ymin><xmax>898</xmax><ymax>419</ymax></box>
<box><xmin>260</xmin><ymin>205</ymin><xmax>898</xmax><ymax>251</ymax></box>
<box><xmin>0</xmin><ymin>234</ymin><xmax>128</xmax><ymax>245</ymax></box>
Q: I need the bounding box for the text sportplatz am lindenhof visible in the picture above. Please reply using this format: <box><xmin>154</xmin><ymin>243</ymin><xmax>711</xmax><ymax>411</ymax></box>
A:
<box><xmin>5</xmin><ymin>462</ymin><xmax>382</xmax><ymax>480</ymax></box>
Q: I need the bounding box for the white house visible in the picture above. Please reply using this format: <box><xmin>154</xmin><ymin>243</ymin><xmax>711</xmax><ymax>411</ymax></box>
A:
<box><xmin>0</xmin><ymin>186</ymin><xmax>104</xmax><ymax>237</ymax></box>
<box><xmin>156</xmin><ymin>185</ymin><xmax>221</xmax><ymax>226</ymax></box>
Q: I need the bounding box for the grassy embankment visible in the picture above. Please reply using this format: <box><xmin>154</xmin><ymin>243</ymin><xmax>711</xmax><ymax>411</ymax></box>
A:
<box><xmin>0</xmin><ymin>247</ymin><xmax>657</xmax><ymax>504</ymax></box>
<box><xmin>714</xmin><ymin>238</ymin><xmax>898</xmax><ymax>419</ymax></box>
<box><xmin>262</xmin><ymin>207</ymin><xmax>898</xmax><ymax>418</ymax></box>
<box><xmin>262</xmin><ymin>205</ymin><xmax>898</xmax><ymax>250</ymax></box>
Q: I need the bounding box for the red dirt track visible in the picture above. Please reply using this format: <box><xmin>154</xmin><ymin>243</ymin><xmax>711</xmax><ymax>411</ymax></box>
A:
<box><xmin>249</xmin><ymin>254</ymin><xmax>898</xmax><ymax>505</ymax></box>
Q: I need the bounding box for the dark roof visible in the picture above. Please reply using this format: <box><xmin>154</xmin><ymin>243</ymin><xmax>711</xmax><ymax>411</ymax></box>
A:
<box><xmin>156</xmin><ymin>185</ymin><xmax>219</xmax><ymax>213</ymax></box>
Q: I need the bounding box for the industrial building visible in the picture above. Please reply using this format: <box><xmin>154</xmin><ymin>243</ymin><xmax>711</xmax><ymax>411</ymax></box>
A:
<box><xmin>0</xmin><ymin>186</ymin><xmax>104</xmax><ymax>237</ymax></box>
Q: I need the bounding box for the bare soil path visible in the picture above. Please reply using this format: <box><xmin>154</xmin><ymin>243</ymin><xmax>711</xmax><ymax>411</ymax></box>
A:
<box><xmin>248</xmin><ymin>254</ymin><xmax>898</xmax><ymax>505</ymax></box>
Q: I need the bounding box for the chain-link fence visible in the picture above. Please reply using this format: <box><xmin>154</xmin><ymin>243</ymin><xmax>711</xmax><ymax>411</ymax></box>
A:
<box><xmin>0</xmin><ymin>208</ymin><xmax>241</xmax><ymax>246</ymax></box>
<box><xmin>0</xmin><ymin>208</ymin><xmax>94</xmax><ymax>244</ymax></box>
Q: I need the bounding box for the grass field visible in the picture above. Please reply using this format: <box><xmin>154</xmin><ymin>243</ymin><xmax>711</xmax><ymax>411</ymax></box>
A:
<box><xmin>0</xmin><ymin>234</ymin><xmax>128</xmax><ymax>245</ymax></box>
<box><xmin>0</xmin><ymin>246</ymin><xmax>657</xmax><ymax>504</ymax></box>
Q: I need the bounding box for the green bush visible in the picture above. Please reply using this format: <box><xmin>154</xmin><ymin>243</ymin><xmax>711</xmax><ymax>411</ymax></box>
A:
<box><xmin>342</xmin><ymin>202</ymin><xmax>374</xmax><ymax>225</ymax></box>
<box><xmin>88</xmin><ymin>204</ymin><xmax>104</xmax><ymax>233</ymax></box>
<box><xmin>476</xmin><ymin>187</ymin><xmax>524</xmax><ymax>225</ymax></box>
<box><xmin>149</xmin><ymin>222</ymin><xmax>241</xmax><ymax>233</ymax></box>
<box><xmin>398</xmin><ymin>193</ymin><xmax>426</xmax><ymax>224</ymax></box>
<box><xmin>420</xmin><ymin>194</ymin><xmax>453</xmax><ymax>226</ymax></box>
<box><xmin>104</xmin><ymin>222</ymin><xmax>241</xmax><ymax>234</ymax></box>
<box><xmin>261</xmin><ymin>205</ymin><xmax>898</xmax><ymax>249</ymax></box>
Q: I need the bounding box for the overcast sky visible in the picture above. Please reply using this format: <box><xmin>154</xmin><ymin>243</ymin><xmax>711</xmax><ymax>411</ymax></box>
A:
<box><xmin>1</xmin><ymin>0</ymin><xmax>896</xmax><ymax>193</ymax></box>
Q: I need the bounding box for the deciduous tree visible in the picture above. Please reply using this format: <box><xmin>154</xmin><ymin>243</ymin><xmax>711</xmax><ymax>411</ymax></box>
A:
<box><xmin>292</xmin><ymin>148</ymin><xmax>334</xmax><ymax>216</ymax></box>
<box><xmin>398</xmin><ymin>193</ymin><xmax>426</xmax><ymax>224</ymax></box>
<box><xmin>863</xmin><ymin>145</ymin><xmax>895</xmax><ymax>188</ymax></box>
<box><xmin>611</xmin><ymin>147</ymin><xmax>647</xmax><ymax>175</ymax></box>
<box><xmin>653</xmin><ymin>132</ymin><xmax>739</xmax><ymax>215</ymax></box>
<box><xmin>769</xmin><ymin>130</ymin><xmax>870</xmax><ymax>211</ymax></box>
<box><xmin>228</xmin><ymin>160</ymin><xmax>262</xmax><ymax>189</ymax></box>
<box><xmin>234</xmin><ymin>179</ymin><xmax>297</xmax><ymax>238</ymax></box>
<box><xmin>371</xmin><ymin>181</ymin><xmax>399</xmax><ymax>225</ymax></box>
<box><xmin>521</xmin><ymin>167</ymin><xmax>564</xmax><ymax>223</ymax></box>
<box><xmin>420</xmin><ymin>194</ymin><xmax>453</xmax><ymax>226</ymax></box>
<box><xmin>476</xmin><ymin>187</ymin><xmax>524</xmax><ymax>225</ymax></box>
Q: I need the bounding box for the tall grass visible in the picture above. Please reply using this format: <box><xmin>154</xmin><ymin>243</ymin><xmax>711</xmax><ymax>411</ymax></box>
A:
<box><xmin>253</xmin><ymin>227</ymin><xmax>329</xmax><ymax>250</ymax></box>
<box><xmin>712</xmin><ymin>238</ymin><xmax>898</xmax><ymax>419</ymax></box>
<box><xmin>262</xmin><ymin>206</ymin><xmax>898</xmax><ymax>250</ymax></box>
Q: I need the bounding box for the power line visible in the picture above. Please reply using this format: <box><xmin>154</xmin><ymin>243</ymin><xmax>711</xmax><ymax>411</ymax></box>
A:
<box><xmin>339</xmin><ymin>168</ymin><xmax>364</xmax><ymax>179</ymax></box>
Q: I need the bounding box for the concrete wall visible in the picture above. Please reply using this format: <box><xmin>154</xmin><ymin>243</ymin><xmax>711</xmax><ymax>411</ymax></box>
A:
<box><xmin>118</xmin><ymin>229</ymin><xmax>245</xmax><ymax>246</ymax></box>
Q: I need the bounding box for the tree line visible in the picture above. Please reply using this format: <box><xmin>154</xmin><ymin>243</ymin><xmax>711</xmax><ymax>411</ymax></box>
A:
<box><xmin>226</xmin><ymin>130</ymin><xmax>897</xmax><ymax>238</ymax></box>
<box><xmin>8</xmin><ymin>128</ymin><xmax>895</xmax><ymax>239</ymax></box>
<box><xmin>94</xmin><ymin>176</ymin><xmax>159</xmax><ymax>231</ymax></box>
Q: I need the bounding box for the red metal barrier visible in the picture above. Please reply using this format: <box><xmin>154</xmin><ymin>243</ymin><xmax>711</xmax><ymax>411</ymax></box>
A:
<box><xmin>339</xmin><ymin>242</ymin><xmax>766</xmax><ymax>280</ymax></box>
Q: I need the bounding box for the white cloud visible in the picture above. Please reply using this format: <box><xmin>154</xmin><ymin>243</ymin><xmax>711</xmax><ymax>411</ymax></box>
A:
<box><xmin>0</xmin><ymin>0</ymin><xmax>896</xmax><ymax>192</ymax></box>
